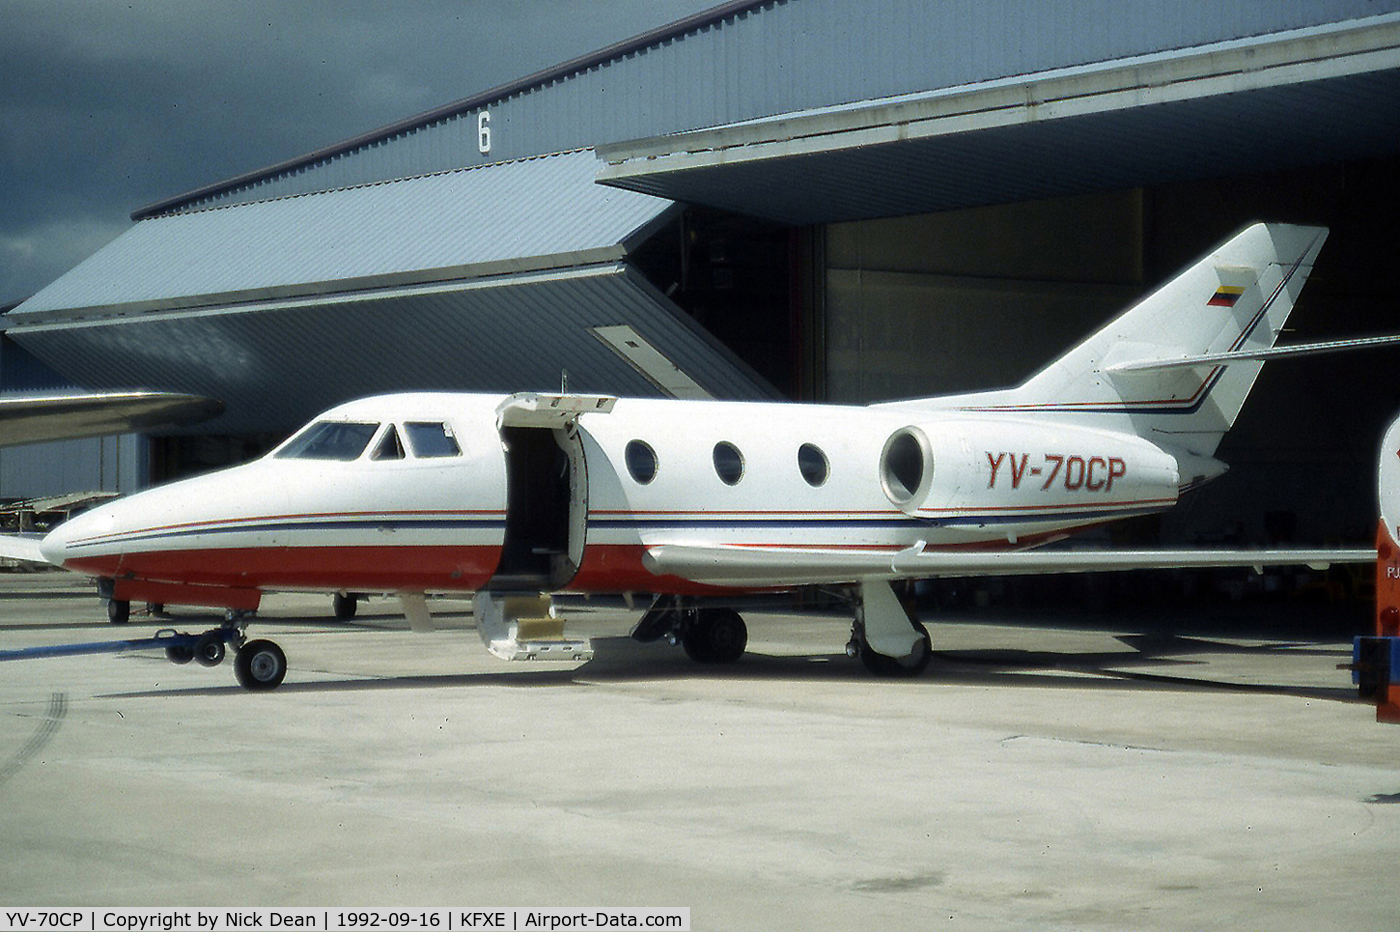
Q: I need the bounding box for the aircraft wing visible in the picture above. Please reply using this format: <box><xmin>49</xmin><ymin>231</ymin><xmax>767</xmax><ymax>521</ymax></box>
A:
<box><xmin>0</xmin><ymin>534</ymin><xmax>49</xmax><ymax>566</ymax></box>
<box><xmin>644</xmin><ymin>543</ymin><xmax>1376</xmax><ymax>588</ymax></box>
<box><xmin>0</xmin><ymin>390</ymin><xmax>223</xmax><ymax>447</ymax></box>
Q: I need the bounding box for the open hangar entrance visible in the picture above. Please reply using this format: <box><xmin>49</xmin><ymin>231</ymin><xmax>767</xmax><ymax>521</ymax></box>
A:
<box><xmin>810</xmin><ymin>159</ymin><xmax>1400</xmax><ymax>548</ymax></box>
<box><xmin>626</xmin><ymin>155</ymin><xmax>1399</xmax><ymax>586</ymax></box>
<box><xmin>756</xmin><ymin>157</ymin><xmax>1397</xmax><ymax>614</ymax></box>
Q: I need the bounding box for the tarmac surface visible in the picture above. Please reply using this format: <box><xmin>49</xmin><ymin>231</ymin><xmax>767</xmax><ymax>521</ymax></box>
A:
<box><xmin>2</xmin><ymin>572</ymin><xmax>1399</xmax><ymax>930</ymax></box>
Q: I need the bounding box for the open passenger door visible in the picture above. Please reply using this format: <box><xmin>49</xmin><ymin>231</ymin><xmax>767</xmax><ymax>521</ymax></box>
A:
<box><xmin>491</xmin><ymin>393</ymin><xmax>615</xmax><ymax>590</ymax></box>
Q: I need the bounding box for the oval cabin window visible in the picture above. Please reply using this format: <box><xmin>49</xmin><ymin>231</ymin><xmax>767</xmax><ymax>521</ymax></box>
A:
<box><xmin>625</xmin><ymin>440</ymin><xmax>658</xmax><ymax>484</ymax></box>
<box><xmin>798</xmin><ymin>443</ymin><xmax>829</xmax><ymax>487</ymax></box>
<box><xmin>713</xmin><ymin>442</ymin><xmax>745</xmax><ymax>486</ymax></box>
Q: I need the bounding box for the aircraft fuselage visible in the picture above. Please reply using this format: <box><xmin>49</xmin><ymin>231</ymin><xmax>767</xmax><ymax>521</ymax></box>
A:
<box><xmin>39</xmin><ymin>391</ymin><xmax>1184</xmax><ymax>609</ymax></box>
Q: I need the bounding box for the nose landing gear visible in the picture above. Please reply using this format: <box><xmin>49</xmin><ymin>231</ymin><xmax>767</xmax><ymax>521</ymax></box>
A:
<box><xmin>153</xmin><ymin>610</ymin><xmax>288</xmax><ymax>691</ymax></box>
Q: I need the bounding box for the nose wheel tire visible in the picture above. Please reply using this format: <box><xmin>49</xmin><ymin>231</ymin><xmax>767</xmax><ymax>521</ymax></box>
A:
<box><xmin>234</xmin><ymin>639</ymin><xmax>287</xmax><ymax>691</ymax></box>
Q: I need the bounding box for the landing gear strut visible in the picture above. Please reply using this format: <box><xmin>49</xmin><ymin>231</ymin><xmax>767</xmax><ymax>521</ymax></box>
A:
<box><xmin>846</xmin><ymin>580</ymin><xmax>934</xmax><ymax>678</ymax></box>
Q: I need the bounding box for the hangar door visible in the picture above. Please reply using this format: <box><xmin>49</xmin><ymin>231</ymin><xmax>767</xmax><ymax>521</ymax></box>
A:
<box><xmin>821</xmin><ymin>192</ymin><xmax>1146</xmax><ymax>404</ymax></box>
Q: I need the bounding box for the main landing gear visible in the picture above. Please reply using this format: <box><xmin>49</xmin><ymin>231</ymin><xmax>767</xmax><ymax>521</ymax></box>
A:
<box><xmin>633</xmin><ymin>580</ymin><xmax>933</xmax><ymax>677</ymax></box>
<box><xmin>633</xmin><ymin>599</ymin><xmax>748</xmax><ymax>665</ymax></box>
<box><xmin>846</xmin><ymin>579</ymin><xmax>933</xmax><ymax>677</ymax></box>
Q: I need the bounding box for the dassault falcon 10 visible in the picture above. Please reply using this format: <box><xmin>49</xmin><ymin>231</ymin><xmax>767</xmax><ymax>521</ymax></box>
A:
<box><xmin>3</xmin><ymin>222</ymin><xmax>1383</xmax><ymax>689</ymax></box>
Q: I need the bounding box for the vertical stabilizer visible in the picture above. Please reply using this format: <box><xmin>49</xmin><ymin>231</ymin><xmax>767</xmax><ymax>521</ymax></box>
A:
<box><xmin>891</xmin><ymin>223</ymin><xmax>1328</xmax><ymax>458</ymax></box>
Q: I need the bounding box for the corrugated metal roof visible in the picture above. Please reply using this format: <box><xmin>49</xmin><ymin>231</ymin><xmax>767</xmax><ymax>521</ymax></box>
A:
<box><xmin>131</xmin><ymin>0</ymin><xmax>776</xmax><ymax>218</ymax></box>
<box><xmin>8</xmin><ymin>266</ymin><xmax>777</xmax><ymax>435</ymax></box>
<box><xmin>131</xmin><ymin>0</ymin><xmax>1400</xmax><ymax>217</ymax></box>
<box><xmin>597</xmin><ymin>14</ymin><xmax>1400</xmax><ymax>223</ymax></box>
<box><xmin>12</xmin><ymin>150</ymin><xmax>677</xmax><ymax>320</ymax></box>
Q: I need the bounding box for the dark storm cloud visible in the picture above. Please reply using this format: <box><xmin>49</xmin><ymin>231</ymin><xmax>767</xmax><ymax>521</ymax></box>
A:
<box><xmin>0</xmin><ymin>0</ymin><xmax>718</xmax><ymax>306</ymax></box>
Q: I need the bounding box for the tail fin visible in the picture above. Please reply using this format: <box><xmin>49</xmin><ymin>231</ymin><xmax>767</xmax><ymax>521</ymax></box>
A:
<box><xmin>894</xmin><ymin>222</ymin><xmax>1328</xmax><ymax>459</ymax></box>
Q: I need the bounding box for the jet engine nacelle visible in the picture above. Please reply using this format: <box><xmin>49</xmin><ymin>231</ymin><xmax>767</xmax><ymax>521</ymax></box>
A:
<box><xmin>877</xmin><ymin>416</ymin><xmax>1181</xmax><ymax>520</ymax></box>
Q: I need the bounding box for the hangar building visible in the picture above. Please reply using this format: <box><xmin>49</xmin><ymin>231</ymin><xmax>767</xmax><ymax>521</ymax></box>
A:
<box><xmin>4</xmin><ymin>0</ymin><xmax>1400</xmax><ymax>549</ymax></box>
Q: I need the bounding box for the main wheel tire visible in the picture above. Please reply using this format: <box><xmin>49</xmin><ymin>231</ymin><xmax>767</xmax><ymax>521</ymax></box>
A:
<box><xmin>234</xmin><ymin>639</ymin><xmax>287</xmax><ymax>691</ymax></box>
<box><xmin>682</xmin><ymin>608</ymin><xmax>748</xmax><ymax>664</ymax></box>
<box><xmin>107</xmin><ymin>599</ymin><xmax>130</xmax><ymax>624</ymax></box>
<box><xmin>194</xmin><ymin>631</ymin><xmax>226</xmax><ymax>667</ymax></box>
<box><xmin>858</xmin><ymin>622</ymin><xmax>932</xmax><ymax>678</ymax></box>
<box><xmin>165</xmin><ymin>644</ymin><xmax>194</xmax><ymax>664</ymax></box>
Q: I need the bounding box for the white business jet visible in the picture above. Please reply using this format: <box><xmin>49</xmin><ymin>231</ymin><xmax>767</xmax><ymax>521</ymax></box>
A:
<box><xmin>5</xmin><ymin>223</ymin><xmax>1383</xmax><ymax>689</ymax></box>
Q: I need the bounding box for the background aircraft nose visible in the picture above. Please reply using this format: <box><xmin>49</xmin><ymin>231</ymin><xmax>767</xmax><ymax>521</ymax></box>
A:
<box><xmin>38</xmin><ymin>502</ymin><xmax>117</xmax><ymax>567</ymax></box>
<box><xmin>37</xmin><ymin>524</ymin><xmax>72</xmax><ymax>567</ymax></box>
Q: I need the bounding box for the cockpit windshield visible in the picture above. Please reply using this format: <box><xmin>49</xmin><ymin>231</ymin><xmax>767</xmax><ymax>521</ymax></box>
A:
<box><xmin>275</xmin><ymin>421</ymin><xmax>379</xmax><ymax>461</ymax></box>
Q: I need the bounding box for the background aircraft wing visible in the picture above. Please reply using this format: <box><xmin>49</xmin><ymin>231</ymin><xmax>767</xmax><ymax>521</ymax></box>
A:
<box><xmin>644</xmin><ymin>543</ymin><xmax>1376</xmax><ymax>588</ymax></box>
<box><xmin>0</xmin><ymin>534</ymin><xmax>49</xmax><ymax>566</ymax></box>
<box><xmin>0</xmin><ymin>390</ymin><xmax>223</xmax><ymax>447</ymax></box>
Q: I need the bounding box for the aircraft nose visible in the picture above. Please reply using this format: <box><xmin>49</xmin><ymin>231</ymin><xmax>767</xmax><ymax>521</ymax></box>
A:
<box><xmin>39</xmin><ymin>502</ymin><xmax>118</xmax><ymax>568</ymax></box>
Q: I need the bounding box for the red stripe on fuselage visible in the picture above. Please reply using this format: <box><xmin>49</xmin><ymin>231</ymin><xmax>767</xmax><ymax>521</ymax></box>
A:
<box><xmin>64</xmin><ymin>543</ymin><xmax>766</xmax><ymax>600</ymax></box>
<box><xmin>64</xmin><ymin>544</ymin><xmax>504</xmax><ymax>593</ymax></box>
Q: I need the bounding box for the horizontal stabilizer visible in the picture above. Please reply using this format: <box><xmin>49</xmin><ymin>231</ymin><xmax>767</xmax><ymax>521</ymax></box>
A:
<box><xmin>1106</xmin><ymin>334</ymin><xmax>1400</xmax><ymax>373</ymax></box>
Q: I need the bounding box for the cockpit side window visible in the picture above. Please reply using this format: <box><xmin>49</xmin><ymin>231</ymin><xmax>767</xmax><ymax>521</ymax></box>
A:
<box><xmin>371</xmin><ymin>425</ymin><xmax>405</xmax><ymax>461</ymax></box>
<box><xmin>404</xmin><ymin>421</ymin><xmax>462</xmax><ymax>458</ymax></box>
<box><xmin>275</xmin><ymin>421</ymin><xmax>379</xmax><ymax>461</ymax></box>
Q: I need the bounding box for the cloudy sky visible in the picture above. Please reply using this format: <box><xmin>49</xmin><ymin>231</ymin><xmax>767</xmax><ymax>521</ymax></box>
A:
<box><xmin>0</xmin><ymin>0</ymin><xmax>718</xmax><ymax>307</ymax></box>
